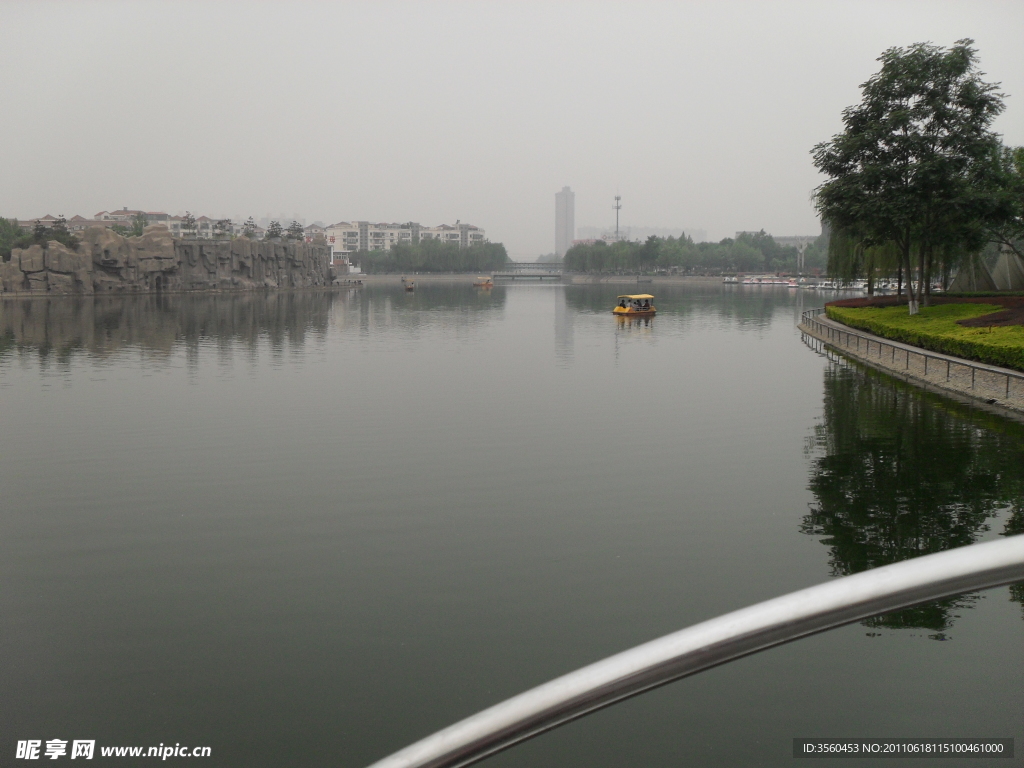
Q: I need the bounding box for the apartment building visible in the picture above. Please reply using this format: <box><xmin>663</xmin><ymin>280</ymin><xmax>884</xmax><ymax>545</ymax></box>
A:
<box><xmin>325</xmin><ymin>221</ymin><xmax>485</xmax><ymax>256</ymax></box>
<box><xmin>420</xmin><ymin>223</ymin><xmax>486</xmax><ymax>247</ymax></box>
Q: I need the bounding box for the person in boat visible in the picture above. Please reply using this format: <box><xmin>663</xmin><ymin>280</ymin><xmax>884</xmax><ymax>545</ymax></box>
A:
<box><xmin>619</xmin><ymin>299</ymin><xmax>626</xmax><ymax>308</ymax></box>
<box><xmin>643</xmin><ymin>299</ymin><xmax>650</xmax><ymax>310</ymax></box>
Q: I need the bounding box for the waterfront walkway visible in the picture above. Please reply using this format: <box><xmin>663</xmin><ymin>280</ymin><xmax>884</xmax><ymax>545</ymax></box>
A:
<box><xmin>799</xmin><ymin>309</ymin><xmax>1024</xmax><ymax>417</ymax></box>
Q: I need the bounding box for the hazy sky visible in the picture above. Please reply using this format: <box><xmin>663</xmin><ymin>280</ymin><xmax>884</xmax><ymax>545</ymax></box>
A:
<box><xmin>3</xmin><ymin>1</ymin><xmax>1023</xmax><ymax>258</ymax></box>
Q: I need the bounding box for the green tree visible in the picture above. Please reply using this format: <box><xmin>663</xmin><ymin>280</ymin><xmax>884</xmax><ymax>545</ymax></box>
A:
<box><xmin>813</xmin><ymin>39</ymin><xmax>1007</xmax><ymax>313</ymax></box>
<box><xmin>826</xmin><ymin>226</ymin><xmax>901</xmax><ymax>294</ymax></box>
<box><xmin>182</xmin><ymin>211</ymin><xmax>197</xmax><ymax>237</ymax></box>
<box><xmin>7</xmin><ymin>216</ymin><xmax>80</xmax><ymax>252</ymax></box>
<box><xmin>130</xmin><ymin>212</ymin><xmax>147</xmax><ymax>237</ymax></box>
<box><xmin>0</xmin><ymin>217</ymin><xmax>23</xmax><ymax>261</ymax></box>
<box><xmin>286</xmin><ymin>221</ymin><xmax>304</xmax><ymax>240</ymax></box>
<box><xmin>214</xmin><ymin>219</ymin><xmax>232</xmax><ymax>238</ymax></box>
<box><xmin>265</xmin><ymin>220</ymin><xmax>283</xmax><ymax>240</ymax></box>
<box><xmin>638</xmin><ymin>235</ymin><xmax>660</xmax><ymax>270</ymax></box>
<box><xmin>242</xmin><ymin>217</ymin><xmax>257</xmax><ymax>238</ymax></box>
<box><xmin>982</xmin><ymin>145</ymin><xmax>1024</xmax><ymax>259</ymax></box>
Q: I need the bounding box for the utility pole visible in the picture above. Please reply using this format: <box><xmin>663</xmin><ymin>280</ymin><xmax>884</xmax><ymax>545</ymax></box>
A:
<box><xmin>614</xmin><ymin>196</ymin><xmax>622</xmax><ymax>241</ymax></box>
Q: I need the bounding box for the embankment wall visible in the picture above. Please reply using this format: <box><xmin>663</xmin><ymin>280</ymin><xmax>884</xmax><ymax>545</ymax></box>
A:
<box><xmin>0</xmin><ymin>226</ymin><xmax>331</xmax><ymax>295</ymax></box>
<box><xmin>800</xmin><ymin>311</ymin><xmax>1024</xmax><ymax>418</ymax></box>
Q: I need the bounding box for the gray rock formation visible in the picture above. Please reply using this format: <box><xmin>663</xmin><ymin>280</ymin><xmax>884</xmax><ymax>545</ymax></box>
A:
<box><xmin>0</xmin><ymin>225</ymin><xmax>332</xmax><ymax>294</ymax></box>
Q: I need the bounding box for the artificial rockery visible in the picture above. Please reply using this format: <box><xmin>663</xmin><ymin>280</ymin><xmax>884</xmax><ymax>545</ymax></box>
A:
<box><xmin>0</xmin><ymin>225</ymin><xmax>332</xmax><ymax>294</ymax></box>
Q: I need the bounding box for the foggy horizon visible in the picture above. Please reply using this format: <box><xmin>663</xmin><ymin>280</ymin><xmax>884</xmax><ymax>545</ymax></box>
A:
<box><xmin>3</xmin><ymin>1</ymin><xmax>1023</xmax><ymax>259</ymax></box>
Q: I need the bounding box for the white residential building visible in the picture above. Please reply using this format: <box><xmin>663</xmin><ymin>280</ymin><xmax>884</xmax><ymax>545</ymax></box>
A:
<box><xmin>419</xmin><ymin>223</ymin><xmax>486</xmax><ymax>247</ymax></box>
<box><xmin>325</xmin><ymin>221</ymin><xmax>486</xmax><ymax>257</ymax></box>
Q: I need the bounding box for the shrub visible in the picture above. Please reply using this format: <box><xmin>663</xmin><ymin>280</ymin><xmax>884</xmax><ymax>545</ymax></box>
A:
<box><xmin>826</xmin><ymin>304</ymin><xmax>1024</xmax><ymax>371</ymax></box>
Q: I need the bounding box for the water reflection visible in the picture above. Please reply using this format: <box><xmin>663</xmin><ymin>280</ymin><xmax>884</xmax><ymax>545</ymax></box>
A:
<box><xmin>805</xmin><ymin>360</ymin><xmax>1024</xmax><ymax>631</ymax></box>
<box><xmin>553</xmin><ymin>286</ymin><xmax>574</xmax><ymax>366</ymax></box>
<box><xmin>614</xmin><ymin>314</ymin><xmax>654</xmax><ymax>330</ymax></box>
<box><xmin>339</xmin><ymin>282</ymin><xmax>507</xmax><ymax>330</ymax></box>
<box><xmin>562</xmin><ymin>281</ymin><xmax>797</xmax><ymax>331</ymax></box>
<box><xmin>0</xmin><ymin>284</ymin><xmax>507</xmax><ymax>363</ymax></box>
<box><xmin>0</xmin><ymin>292</ymin><xmax>337</xmax><ymax>360</ymax></box>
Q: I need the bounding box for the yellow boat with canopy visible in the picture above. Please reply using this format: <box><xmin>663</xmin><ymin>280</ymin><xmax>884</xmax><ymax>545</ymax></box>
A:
<box><xmin>612</xmin><ymin>294</ymin><xmax>656</xmax><ymax>315</ymax></box>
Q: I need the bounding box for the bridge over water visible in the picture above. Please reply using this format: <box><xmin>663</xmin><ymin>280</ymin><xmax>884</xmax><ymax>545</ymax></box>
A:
<box><xmin>493</xmin><ymin>262</ymin><xmax>563</xmax><ymax>280</ymax></box>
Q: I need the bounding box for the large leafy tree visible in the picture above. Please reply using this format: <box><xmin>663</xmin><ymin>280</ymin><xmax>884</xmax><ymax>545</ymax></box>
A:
<box><xmin>983</xmin><ymin>145</ymin><xmax>1024</xmax><ymax>258</ymax></box>
<box><xmin>813</xmin><ymin>39</ymin><xmax>1007</xmax><ymax>313</ymax></box>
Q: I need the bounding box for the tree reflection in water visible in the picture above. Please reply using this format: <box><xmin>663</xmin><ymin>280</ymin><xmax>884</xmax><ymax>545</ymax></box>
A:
<box><xmin>804</xmin><ymin>361</ymin><xmax>1024</xmax><ymax>632</ymax></box>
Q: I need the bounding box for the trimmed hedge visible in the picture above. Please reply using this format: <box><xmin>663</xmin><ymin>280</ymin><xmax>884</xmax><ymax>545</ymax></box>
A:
<box><xmin>942</xmin><ymin>292</ymin><xmax>1024</xmax><ymax>299</ymax></box>
<box><xmin>826</xmin><ymin>304</ymin><xmax>1024</xmax><ymax>372</ymax></box>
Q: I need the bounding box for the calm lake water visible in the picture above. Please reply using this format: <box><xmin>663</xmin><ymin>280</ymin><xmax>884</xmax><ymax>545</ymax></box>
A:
<box><xmin>2</xmin><ymin>283</ymin><xmax>1023</xmax><ymax>767</ymax></box>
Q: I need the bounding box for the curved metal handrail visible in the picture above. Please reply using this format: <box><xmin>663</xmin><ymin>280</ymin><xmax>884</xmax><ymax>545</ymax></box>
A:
<box><xmin>366</xmin><ymin>536</ymin><xmax>1024</xmax><ymax>768</ymax></box>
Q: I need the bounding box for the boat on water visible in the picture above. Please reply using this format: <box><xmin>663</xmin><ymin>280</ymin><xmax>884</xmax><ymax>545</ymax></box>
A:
<box><xmin>473</xmin><ymin>276</ymin><xmax>494</xmax><ymax>288</ymax></box>
<box><xmin>401</xmin><ymin>276</ymin><xmax>415</xmax><ymax>291</ymax></box>
<box><xmin>613</xmin><ymin>294</ymin><xmax>656</xmax><ymax>316</ymax></box>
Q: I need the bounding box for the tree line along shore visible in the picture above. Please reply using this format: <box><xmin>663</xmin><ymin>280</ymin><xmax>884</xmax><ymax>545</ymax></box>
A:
<box><xmin>564</xmin><ymin>229</ymin><xmax>828</xmax><ymax>275</ymax></box>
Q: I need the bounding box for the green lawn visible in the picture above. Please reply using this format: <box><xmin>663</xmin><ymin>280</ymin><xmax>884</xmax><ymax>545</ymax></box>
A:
<box><xmin>826</xmin><ymin>303</ymin><xmax>1024</xmax><ymax>372</ymax></box>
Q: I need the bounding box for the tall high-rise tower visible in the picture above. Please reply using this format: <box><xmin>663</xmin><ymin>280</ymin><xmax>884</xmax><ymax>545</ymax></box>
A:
<box><xmin>555</xmin><ymin>186</ymin><xmax>575</xmax><ymax>258</ymax></box>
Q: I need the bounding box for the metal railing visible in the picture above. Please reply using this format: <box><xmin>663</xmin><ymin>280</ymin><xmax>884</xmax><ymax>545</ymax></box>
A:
<box><xmin>800</xmin><ymin>308</ymin><xmax>1024</xmax><ymax>401</ymax></box>
<box><xmin>366</xmin><ymin>536</ymin><xmax>1024</xmax><ymax>768</ymax></box>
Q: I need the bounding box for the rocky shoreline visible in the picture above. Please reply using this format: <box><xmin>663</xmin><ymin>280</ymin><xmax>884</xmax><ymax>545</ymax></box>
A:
<box><xmin>0</xmin><ymin>226</ymin><xmax>331</xmax><ymax>295</ymax></box>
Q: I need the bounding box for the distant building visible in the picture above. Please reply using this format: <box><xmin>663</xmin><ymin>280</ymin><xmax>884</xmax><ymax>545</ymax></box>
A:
<box><xmin>325</xmin><ymin>222</ymin><xmax>361</xmax><ymax>254</ymax></box>
<box><xmin>21</xmin><ymin>213</ymin><xmax>136</xmax><ymax>232</ymax></box>
<box><xmin>555</xmin><ymin>187</ymin><xmax>575</xmax><ymax>258</ymax></box>
<box><xmin>772</xmin><ymin>235</ymin><xmax>819</xmax><ymax>249</ymax></box>
<box><xmin>21</xmin><ymin>209</ymin><xmax>248</xmax><ymax>238</ymax></box>
<box><xmin>420</xmin><ymin>222</ymin><xmax>485</xmax><ymax>248</ymax></box>
<box><xmin>66</xmin><ymin>215</ymin><xmax>124</xmax><ymax>232</ymax></box>
<box><xmin>16</xmin><ymin>214</ymin><xmax>61</xmax><ymax>231</ymax></box>
<box><xmin>94</xmin><ymin>208</ymin><xmax>147</xmax><ymax>222</ymax></box>
<box><xmin>324</xmin><ymin>220</ymin><xmax>486</xmax><ymax>257</ymax></box>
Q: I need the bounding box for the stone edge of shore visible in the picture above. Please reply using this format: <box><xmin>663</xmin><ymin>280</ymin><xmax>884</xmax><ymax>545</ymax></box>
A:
<box><xmin>799</xmin><ymin>312</ymin><xmax>1024</xmax><ymax>422</ymax></box>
